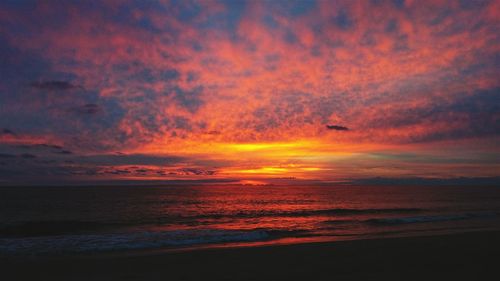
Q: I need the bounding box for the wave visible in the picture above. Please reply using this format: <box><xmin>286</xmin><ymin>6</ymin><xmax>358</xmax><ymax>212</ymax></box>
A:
<box><xmin>0</xmin><ymin>229</ymin><xmax>271</xmax><ymax>256</ymax></box>
<box><xmin>367</xmin><ymin>212</ymin><xmax>497</xmax><ymax>225</ymax></box>
<box><xmin>320</xmin><ymin>212</ymin><xmax>498</xmax><ymax>227</ymax></box>
<box><xmin>2</xmin><ymin>212</ymin><xmax>497</xmax><ymax>256</ymax></box>
<box><xmin>189</xmin><ymin>208</ymin><xmax>424</xmax><ymax>220</ymax></box>
<box><xmin>0</xmin><ymin>208</ymin><xmax>424</xmax><ymax>238</ymax></box>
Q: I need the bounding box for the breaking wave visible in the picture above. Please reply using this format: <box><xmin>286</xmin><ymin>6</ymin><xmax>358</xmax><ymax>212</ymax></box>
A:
<box><xmin>0</xmin><ymin>229</ymin><xmax>271</xmax><ymax>256</ymax></box>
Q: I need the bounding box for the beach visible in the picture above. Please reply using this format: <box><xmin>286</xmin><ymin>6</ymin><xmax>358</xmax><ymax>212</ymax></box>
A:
<box><xmin>3</xmin><ymin>230</ymin><xmax>500</xmax><ymax>281</ymax></box>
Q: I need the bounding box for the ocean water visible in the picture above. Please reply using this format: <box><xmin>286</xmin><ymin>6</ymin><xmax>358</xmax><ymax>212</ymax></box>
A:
<box><xmin>1</xmin><ymin>185</ymin><xmax>499</xmax><ymax>256</ymax></box>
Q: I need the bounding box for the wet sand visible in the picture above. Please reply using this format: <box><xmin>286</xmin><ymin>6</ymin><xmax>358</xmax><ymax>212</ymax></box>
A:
<box><xmin>2</xmin><ymin>231</ymin><xmax>500</xmax><ymax>281</ymax></box>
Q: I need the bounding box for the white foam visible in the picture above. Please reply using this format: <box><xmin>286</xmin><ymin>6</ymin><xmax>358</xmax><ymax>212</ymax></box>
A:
<box><xmin>0</xmin><ymin>229</ymin><xmax>270</xmax><ymax>255</ymax></box>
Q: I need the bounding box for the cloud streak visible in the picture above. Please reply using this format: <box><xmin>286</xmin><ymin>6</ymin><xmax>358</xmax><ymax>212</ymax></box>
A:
<box><xmin>326</xmin><ymin>125</ymin><xmax>349</xmax><ymax>131</ymax></box>
<box><xmin>30</xmin><ymin>81</ymin><xmax>82</xmax><ymax>91</ymax></box>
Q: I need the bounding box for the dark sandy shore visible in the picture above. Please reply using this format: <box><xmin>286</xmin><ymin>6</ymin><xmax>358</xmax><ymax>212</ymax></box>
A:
<box><xmin>2</xmin><ymin>231</ymin><xmax>500</xmax><ymax>281</ymax></box>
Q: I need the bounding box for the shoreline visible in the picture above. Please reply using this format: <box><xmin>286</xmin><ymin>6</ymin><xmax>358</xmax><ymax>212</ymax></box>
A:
<box><xmin>3</xmin><ymin>230</ymin><xmax>500</xmax><ymax>280</ymax></box>
<box><xmin>91</xmin><ymin>226</ymin><xmax>500</xmax><ymax>258</ymax></box>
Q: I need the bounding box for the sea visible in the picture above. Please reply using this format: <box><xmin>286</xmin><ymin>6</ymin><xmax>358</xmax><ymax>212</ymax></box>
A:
<box><xmin>1</xmin><ymin>184</ymin><xmax>499</xmax><ymax>256</ymax></box>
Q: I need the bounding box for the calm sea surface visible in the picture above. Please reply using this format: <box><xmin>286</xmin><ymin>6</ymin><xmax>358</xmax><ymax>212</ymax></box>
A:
<box><xmin>1</xmin><ymin>185</ymin><xmax>500</xmax><ymax>256</ymax></box>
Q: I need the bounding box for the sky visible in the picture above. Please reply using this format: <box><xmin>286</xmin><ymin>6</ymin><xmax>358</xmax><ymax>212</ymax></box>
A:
<box><xmin>0</xmin><ymin>0</ymin><xmax>499</xmax><ymax>185</ymax></box>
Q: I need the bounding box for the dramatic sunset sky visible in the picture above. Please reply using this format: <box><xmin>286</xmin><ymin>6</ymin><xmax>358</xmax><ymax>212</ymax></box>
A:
<box><xmin>0</xmin><ymin>0</ymin><xmax>499</xmax><ymax>185</ymax></box>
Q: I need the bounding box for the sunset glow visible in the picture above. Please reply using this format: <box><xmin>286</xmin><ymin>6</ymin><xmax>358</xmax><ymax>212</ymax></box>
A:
<box><xmin>0</xmin><ymin>0</ymin><xmax>499</xmax><ymax>185</ymax></box>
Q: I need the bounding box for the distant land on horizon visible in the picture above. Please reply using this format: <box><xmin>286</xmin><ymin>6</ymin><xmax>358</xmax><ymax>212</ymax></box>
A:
<box><xmin>1</xmin><ymin>176</ymin><xmax>499</xmax><ymax>187</ymax></box>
